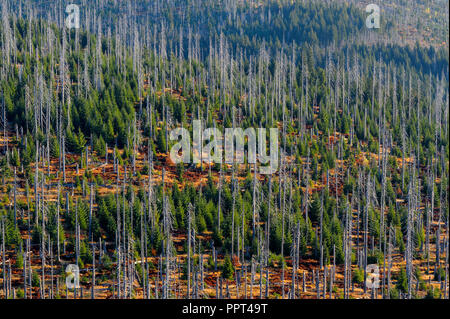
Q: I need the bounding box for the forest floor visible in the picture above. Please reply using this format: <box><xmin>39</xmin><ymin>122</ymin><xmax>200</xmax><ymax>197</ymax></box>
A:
<box><xmin>0</xmin><ymin>128</ymin><xmax>448</xmax><ymax>299</ymax></box>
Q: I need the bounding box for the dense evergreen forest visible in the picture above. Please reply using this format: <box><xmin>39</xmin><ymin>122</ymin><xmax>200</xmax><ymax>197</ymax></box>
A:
<box><xmin>0</xmin><ymin>0</ymin><xmax>448</xmax><ymax>299</ymax></box>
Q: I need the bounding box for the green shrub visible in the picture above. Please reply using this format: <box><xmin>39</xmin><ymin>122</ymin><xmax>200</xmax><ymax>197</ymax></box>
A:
<box><xmin>221</xmin><ymin>255</ymin><xmax>234</xmax><ymax>280</ymax></box>
<box><xmin>16</xmin><ymin>288</ymin><xmax>24</xmax><ymax>298</ymax></box>
<box><xmin>32</xmin><ymin>271</ymin><xmax>40</xmax><ymax>287</ymax></box>
<box><xmin>352</xmin><ymin>267</ymin><xmax>364</xmax><ymax>284</ymax></box>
